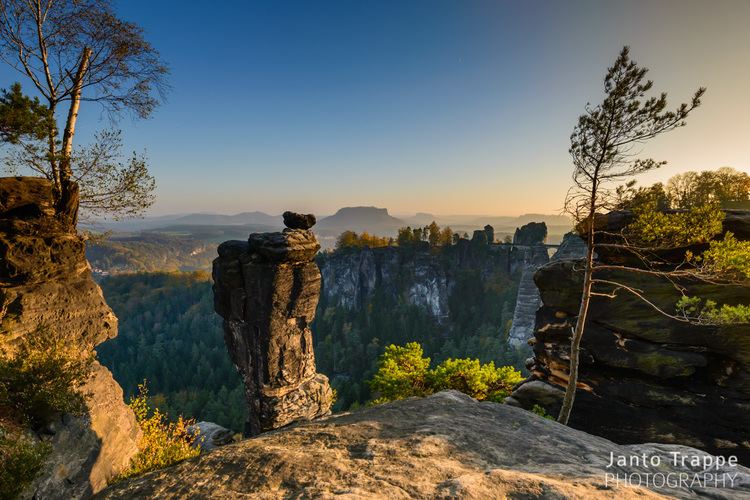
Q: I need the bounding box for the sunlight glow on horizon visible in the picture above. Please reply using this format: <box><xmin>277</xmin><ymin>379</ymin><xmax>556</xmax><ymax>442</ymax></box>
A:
<box><xmin>2</xmin><ymin>0</ymin><xmax>747</xmax><ymax>217</ymax></box>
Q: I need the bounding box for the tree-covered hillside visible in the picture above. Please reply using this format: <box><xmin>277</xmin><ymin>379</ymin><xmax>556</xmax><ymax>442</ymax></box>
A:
<box><xmin>86</xmin><ymin>235</ymin><xmax>217</xmax><ymax>276</ymax></box>
<box><xmin>315</xmin><ymin>262</ymin><xmax>524</xmax><ymax>410</ymax></box>
<box><xmin>97</xmin><ymin>272</ymin><xmax>246</xmax><ymax>431</ymax></box>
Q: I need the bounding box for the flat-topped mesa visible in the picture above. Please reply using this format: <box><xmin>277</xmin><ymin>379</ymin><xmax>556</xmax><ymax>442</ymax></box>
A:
<box><xmin>212</xmin><ymin>212</ymin><xmax>333</xmax><ymax>436</ymax></box>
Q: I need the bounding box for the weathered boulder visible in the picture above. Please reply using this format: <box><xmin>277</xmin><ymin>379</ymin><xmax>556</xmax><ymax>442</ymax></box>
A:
<box><xmin>282</xmin><ymin>210</ymin><xmax>316</xmax><ymax>230</ymax></box>
<box><xmin>213</xmin><ymin>225</ymin><xmax>333</xmax><ymax>436</ymax></box>
<box><xmin>470</xmin><ymin>228</ymin><xmax>488</xmax><ymax>245</ymax></box>
<box><xmin>512</xmin><ymin>210</ymin><xmax>750</xmax><ymax>463</ymax></box>
<box><xmin>187</xmin><ymin>421</ymin><xmax>235</xmax><ymax>452</ymax></box>
<box><xmin>552</xmin><ymin>231</ymin><xmax>588</xmax><ymax>261</ymax></box>
<box><xmin>98</xmin><ymin>391</ymin><xmax>750</xmax><ymax>499</ymax></box>
<box><xmin>513</xmin><ymin>221</ymin><xmax>548</xmax><ymax>246</ymax></box>
<box><xmin>0</xmin><ymin>177</ymin><xmax>140</xmax><ymax>498</ymax></box>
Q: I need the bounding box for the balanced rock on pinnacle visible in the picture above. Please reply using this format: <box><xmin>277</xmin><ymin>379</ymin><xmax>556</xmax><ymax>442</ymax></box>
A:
<box><xmin>283</xmin><ymin>211</ymin><xmax>316</xmax><ymax>230</ymax></box>
<box><xmin>213</xmin><ymin>214</ymin><xmax>332</xmax><ymax>436</ymax></box>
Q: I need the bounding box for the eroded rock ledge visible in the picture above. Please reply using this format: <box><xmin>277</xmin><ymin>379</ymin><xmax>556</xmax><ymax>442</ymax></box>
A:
<box><xmin>98</xmin><ymin>391</ymin><xmax>750</xmax><ymax>499</ymax></box>
<box><xmin>0</xmin><ymin>177</ymin><xmax>140</xmax><ymax>499</ymax></box>
<box><xmin>212</xmin><ymin>215</ymin><xmax>332</xmax><ymax>436</ymax></box>
<box><xmin>510</xmin><ymin>209</ymin><xmax>750</xmax><ymax>464</ymax></box>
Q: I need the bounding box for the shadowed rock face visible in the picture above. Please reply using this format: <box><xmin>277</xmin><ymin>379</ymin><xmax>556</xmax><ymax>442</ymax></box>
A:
<box><xmin>0</xmin><ymin>177</ymin><xmax>140</xmax><ymax>499</ymax></box>
<box><xmin>99</xmin><ymin>391</ymin><xmax>750</xmax><ymax>499</ymax></box>
<box><xmin>510</xmin><ymin>210</ymin><xmax>750</xmax><ymax>464</ymax></box>
<box><xmin>213</xmin><ymin>221</ymin><xmax>333</xmax><ymax>436</ymax></box>
<box><xmin>507</xmin><ymin>222</ymin><xmax>553</xmax><ymax>347</ymax></box>
<box><xmin>282</xmin><ymin>210</ymin><xmax>316</xmax><ymax>230</ymax></box>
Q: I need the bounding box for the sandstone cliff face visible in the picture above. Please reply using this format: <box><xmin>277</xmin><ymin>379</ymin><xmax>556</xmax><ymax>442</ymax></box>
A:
<box><xmin>0</xmin><ymin>177</ymin><xmax>140</xmax><ymax>499</ymax></box>
<box><xmin>507</xmin><ymin>222</ymin><xmax>553</xmax><ymax>346</ymax></box>
<box><xmin>318</xmin><ymin>225</ymin><xmax>548</xmax><ymax>324</ymax></box>
<box><xmin>319</xmin><ymin>245</ymin><xmax>456</xmax><ymax>319</ymax></box>
<box><xmin>213</xmin><ymin>224</ymin><xmax>333</xmax><ymax>436</ymax></box>
<box><xmin>511</xmin><ymin>210</ymin><xmax>750</xmax><ymax>463</ymax></box>
<box><xmin>99</xmin><ymin>391</ymin><xmax>750</xmax><ymax>499</ymax></box>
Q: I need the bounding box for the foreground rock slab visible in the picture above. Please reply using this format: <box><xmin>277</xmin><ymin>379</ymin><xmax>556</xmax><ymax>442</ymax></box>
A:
<box><xmin>99</xmin><ymin>391</ymin><xmax>750</xmax><ymax>499</ymax></box>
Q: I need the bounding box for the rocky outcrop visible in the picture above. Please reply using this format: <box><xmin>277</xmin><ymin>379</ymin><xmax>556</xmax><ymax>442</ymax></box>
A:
<box><xmin>33</xmin><ymin>362</ymin><xmax>141</xmax><ymax>499</ymax></box>
<box><xmin>0</xmin><ymin>177</ymin><xmax>140</xmax><ymax>498</ymax></box>
<box><xmin>513</xmin><ymin>221</ymin><xmax>548</xmax><ymax>246</ymax></box>
<box><xmin>511</xmin><ymin>210</ymin><xmax>750</xmax><ymax>463</ymax></box>
<box><xmin>99</xmin><ymin>391</ymin><xmax>750</xmax><ymax>499</ymax></box>
<box><xmin>186</xmin><ymin>422</ymin><xmax>234</xmax><ymax>452</ymax></box>
<box><xmin>319</xmin><ymin>236</ymin><xmax>523</xmax><ymax>321</ymax></box>
<box><xmin>552</xmin><ymin>231</ymin><xmax>588</xmax><ymax>261</ymax></box>
<box><xmin>282</xmin><ymin>210</ymin><xmax>316</xmax><ymax>230</ymax></box>
<box><xmin>508</xmin><ymin>222</ymin><xmax>551</xmax><ymax>346</ymax></box>
<box><xmin>213</xmin><ymin>215</ymin><xmax>333</xmax><ymax>437</ymax></box>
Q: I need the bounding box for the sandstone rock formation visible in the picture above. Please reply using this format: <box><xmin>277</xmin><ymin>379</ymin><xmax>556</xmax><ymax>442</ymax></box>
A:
<box><xmin>319</xmin><ymin>236</ymin><xmax>517</xmax><ymax>321</ymax></box>
<box><xmin>511</xmin><ymin>210</ymin><xmax>750</xmax><ymax>463</ymax></box>
<box><xmin>282</xmin><ymin>210</ymin><xmax>316</xmax><ymax>230</ymax></box>
<box><xmin>186</xmin><ymin>421</ymin><xmax>235</xmax><ymax>452</ymax></box>
<box><xmin>99</xmin><ymin>391</ymin><xmax>750</xmax><ymax>499</ymax></box>
<box><xmin>507</xmin><ymin>222</ymin><xmax>552</xmax><ymax>346</ymax></box>
<box><xmin>0</xmin><ymin>177</ymin><xmax>140</xmax><ymax>498</ymax></box>
<box><xmin>212</xmin><ymin>214</ymin><xmax>333</xmax><ymax>436</ymax></box>
<box><xmin>551</xmin><ymin>231</ymin><xmax>588</xmax><ymax>261</ymax></box>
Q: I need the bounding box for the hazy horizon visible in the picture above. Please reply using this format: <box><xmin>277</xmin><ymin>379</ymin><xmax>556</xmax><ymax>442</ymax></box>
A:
<box><xmin>2</xmin><ymin>0</ymin><xmax>748</xmax><ymax>216</ymax></box>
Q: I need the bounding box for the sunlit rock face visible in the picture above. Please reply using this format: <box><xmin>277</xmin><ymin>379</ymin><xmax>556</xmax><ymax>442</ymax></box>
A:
<box><xmin>100</xmin><ymin>391</ymin><xmax>750</xmax><ymax>499</ymax></box>
<box><xmin>212</xmin><ymin>216</ymin><xmax>333</xmax><ymax>436</ymax></box>
<box><xmin>318</xmin><ymin>239</ymin><xmax>511</xmax><ymax>323</ymax></box>
<box><xmin>511</xmin><ymin>210</ymin><xmax>750</xmax><ymax>464</ymax></box>
<box><xmin>0</xmin><ymin>176</ymin><xmax>140</xmax><ymax>499</ymax></box>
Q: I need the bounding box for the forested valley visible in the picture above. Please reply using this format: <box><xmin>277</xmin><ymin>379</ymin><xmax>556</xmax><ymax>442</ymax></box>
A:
<box><xmin>97</xmin><ymin>242</ymin><xmax>526</xmax><ymax>431</ymax></box>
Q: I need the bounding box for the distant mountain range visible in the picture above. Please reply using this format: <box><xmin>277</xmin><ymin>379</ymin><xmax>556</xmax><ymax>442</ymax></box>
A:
<box><xmin>86</xmin><ymin>207</ymin><xmax>573</xmax><ymax>246</ymax></box>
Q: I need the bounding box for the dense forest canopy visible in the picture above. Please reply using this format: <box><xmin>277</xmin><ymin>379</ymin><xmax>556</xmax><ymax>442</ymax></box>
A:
<box><xmin>97</xmin><ymin>272</ymin><xmax>246</xmax><ymax>431</ymax></box>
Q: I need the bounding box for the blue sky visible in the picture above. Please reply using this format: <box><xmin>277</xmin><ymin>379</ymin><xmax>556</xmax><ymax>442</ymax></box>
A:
<box><xmin>2</xmin><ymin>0</ymin><xmax>749</xmax><ymax>216</ymax></box>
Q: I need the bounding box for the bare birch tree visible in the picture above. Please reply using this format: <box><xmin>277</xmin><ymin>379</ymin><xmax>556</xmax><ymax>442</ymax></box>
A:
<box><xmin>0</xmin><ymin>0</ymin><xmax>167</xmax><ymax>223</ymax></box>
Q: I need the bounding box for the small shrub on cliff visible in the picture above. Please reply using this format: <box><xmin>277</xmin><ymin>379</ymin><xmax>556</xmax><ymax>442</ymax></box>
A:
<box><xmin>694</xmin><ymin>232</ymin><xmax>750</xmax><ymax>280</ymax></box>
<box><xmin>427</xmin><ymin>358</ymin><xmax>522</xmax><ymax>402</ymax></box>
<box><xmin>0</xmin><ymin>424</ymin><xmax>50</xmax><ymax>500</ymax></box>
<box><xmin>0</xmin><ymin>326</ymin><xmax>91</xmax><ymax>499</ymax></box>
<box><xmin>0</xmin><ymin>326</ymin><xmax>92</xmax><ymax>429</ymax></box>
<box><xmin>368</xmin><ymin>342</ymin><xmax>522</xmax><ymax>404</ymax></box>
<box><xmin>116</xmin><ymin>383</ymin><xmax>200</xmax><ymax>481</ymax></box>
<box><xmin>626</xmin><ymin>201</ymin><xmax>725</xmax><ymax>247</ymax></box>
<box><xmin>531</xmin><ymin>404</ymin><xmax>555</xmax><ymax>420</ymax></box>
<box><xmin>676</xmin><ymin>296</ymin><xmax>750</xmax><ymax>324</ymax></box>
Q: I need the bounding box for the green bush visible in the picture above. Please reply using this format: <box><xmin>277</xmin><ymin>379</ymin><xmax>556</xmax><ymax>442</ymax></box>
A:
<box><xmin>627</xmin><ymin>201</ymin><xmax>725</xmax><ymax>247</ymax></box>
<box><xmin>0</xmin><ymin>327</ymin><xmax>92</xmax><ymax>428</ymax></box>
<box><xmin>368</xmin><ymin>342</ymin><xmax>522</xmax><ymax>404</ymax></box>
<box><xmin>676</xmin><ymin>296</ymin><xmax>750</xmax><ymax>324</ymax></box>
<box><xmin>0</xmin><ymin>427</ymin><xmax>50</xmax><ymax>500</ymax></box>
<box><xmin>697</xmin><ymin>232</ymin><xmax>750</xmax><ymax>280</ymax></box>
<box><xmin>115</xmin><ymin>383</ymin><xmax>200</xmax><ymax>481</ymax></box>
<box><xmin>531</xmin><ymin>404</ymin><xmax>554</xmax><ymax>420</ymax></box>
<box><xmin>368</xmin><ymin>343</ymin><xmax>431</xmax><ymax>403</ymax></box>
<box><xmin>427</xmin><ymin>358</ymin><xmax>522</xmax><ymax>402</ymax></box>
